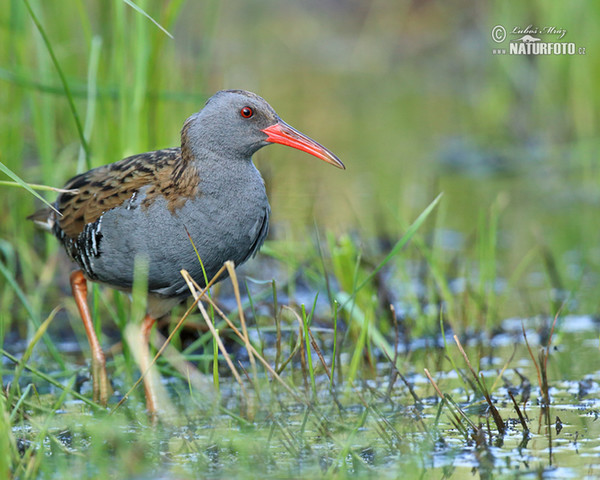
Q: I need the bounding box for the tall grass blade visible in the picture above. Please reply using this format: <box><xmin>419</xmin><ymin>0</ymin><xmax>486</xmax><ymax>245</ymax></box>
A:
<box><xmin>77</xmin><ymin>35</ymin><xmax>102</xmax><ymax>171</ymax></box>
<box><xmin>336</xmin><ymin>291</ymin><xmax>392</xmax><ymax>358</ymax></box>
<box><xmin>9</xmin><ymin>306</ymin><xmax>60</xmax><ymax>401</ymax></box>
<box><xmin>330</xmin><ymin>300</ymin><xmax>338</xmax><ymax>389</ymax></box>
<box><xmin>130</xmin><ymin>255</ymin><xmax>149</xmax><ymax>322</ymax></box>
<box><xmin>302</xmin><ymin>301</ymin><xmax>317</xmax><ymax>399</ymax></box>
<box><xmin>1</xmin><ymin>349</ymin><xmax>101</xmax><ymax>409</ymax></box>
<box><xmin>0</xmin><ymin>259</ymin><xmax>64</xmax><ymax>368</ymax></box>
<box><xmin>0</xmin><ymin>161</ymin><xmax>60</xmax><ymax>214</ymax></box>
<box><xmin>22</xmin><ymin>0</ymin><xmax>90</xmax><ymax>162</ymax></box>
<box><xmin>343</xmin><ymin>192</ymin><xmax>443</xmax><ymax>307</ymax></box>
<box><xmin>346</xmin><ymin>306</ymin><xmax>369</xmax><ymax>388</ymax></box>
<box><xmin>225</xmin><ymin>261</ymin><xmax>259</xmax><ymax>392</ymax></box>
<box><xmin>112</xmin><ymin>265</ymin><xmax>227</xmax><ymax>413</ymax></box>
<box><xmin>0</xmin><ymin>393</ymin><xmax>16</xmax><ymax>477</ymax></box>
<box><xmin>121</xmin><ymin>0</ymin><xmax>174</xmax><ymax>38</ymax></box>
<box><xmin>213</xmin><ymin>328</ymin><xmax>220</xmax><ymax>393</ymax></box>
<box><xmin>9</xmin><ymin>383</ymin><xmax>33</xmax><ymax>422</ymax></box>
<box><xmin>0</xmin><ymin>180</ymin><xmax>76</xmax><ymax>193</ymax></box>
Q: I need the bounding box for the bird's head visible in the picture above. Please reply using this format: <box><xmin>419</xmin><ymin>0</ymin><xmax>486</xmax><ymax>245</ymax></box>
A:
<box><xmin>182</xmin><ymin>89</ymin><xmax>344</xmax><ymax>169</ymax></box>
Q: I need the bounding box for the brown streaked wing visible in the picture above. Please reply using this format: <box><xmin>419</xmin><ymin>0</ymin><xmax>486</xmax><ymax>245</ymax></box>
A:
<box><xmin>57</xmin><ymin>148</ymin><xmax>190</xmax><ymax>238</ymax></box>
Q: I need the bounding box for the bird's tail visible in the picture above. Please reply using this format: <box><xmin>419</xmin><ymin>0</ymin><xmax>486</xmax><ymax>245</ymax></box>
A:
<box><xmin>27</xmin><ymin>208</ymin><xmax>56</xmax><ymax>232</ymax></box>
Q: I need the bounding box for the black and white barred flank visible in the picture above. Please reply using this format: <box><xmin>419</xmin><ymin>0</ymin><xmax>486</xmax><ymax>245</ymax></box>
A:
<box><xmin>54</xmin><ymin>215</ymin><xmax>103</xmax><ymax>280</ymax></box>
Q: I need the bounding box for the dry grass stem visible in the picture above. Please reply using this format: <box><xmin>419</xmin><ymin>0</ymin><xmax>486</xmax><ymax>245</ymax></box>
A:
<box><xmin>225</xmin><ymin>261</ymin><xmax>258</xmax><ymax>384</ymax></box>
<box><xmin>308</xmin><ymin>327</ymin><xmax>331</xmax><ymax>382</ymax></box>
<box><xmin>181</xmin><ymin>270</ymin><xmax>248</xmax><ymax>399</ymax></box>
<box><xmin>111</xmin><ymin>264</ymin><xmax>227</xmax><ymax>413</ymax></box>
<box><xmin>182</xmin><ymin>269</ymin><xmax>306</xmax><ymax>404</ymax></box>
<box><xmin>282</xmin><ymin>305</ymin><xmax>331</xmax><ymax>382</ymax></box>
<box><xmin>453</xmin><ymin>335</ymin><xmax>505</xmax><ymax>434</ymax></box>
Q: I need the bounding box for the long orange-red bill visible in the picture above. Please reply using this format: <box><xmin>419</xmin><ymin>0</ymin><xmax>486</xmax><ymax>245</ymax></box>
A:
<box><xmin>262</xmin><ymin>120</ymin><xmax>345</xmax><ymax>169</ymax></box>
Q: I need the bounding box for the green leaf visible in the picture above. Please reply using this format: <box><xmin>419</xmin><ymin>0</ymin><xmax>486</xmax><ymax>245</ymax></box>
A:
<box><xmin>0</xmin><ymin>161</ymin><xmax>60</xmax><ymax>215</ymax></box>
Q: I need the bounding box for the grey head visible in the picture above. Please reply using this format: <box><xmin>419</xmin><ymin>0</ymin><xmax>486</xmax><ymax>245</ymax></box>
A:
<box><xmin>182</xmin><ymin>89</ymin><xmax>345</xmax><ymax>169</ymax></box>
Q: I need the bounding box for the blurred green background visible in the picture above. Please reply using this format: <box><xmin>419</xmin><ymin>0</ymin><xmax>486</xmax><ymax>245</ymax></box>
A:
<box><xmin>2</xmin><ymin>2</ymin><xmax>600</xmax><ymax>478</ymax></box>
<box><xmin>1</xmin><ymin>0</ymin><xmax>599</xmax><ymax>332</ymax></box>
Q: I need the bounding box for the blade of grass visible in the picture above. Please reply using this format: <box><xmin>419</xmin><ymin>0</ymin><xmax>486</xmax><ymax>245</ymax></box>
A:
<box><xmin>9</xmin><ymin>383</ymin><xmax>32</xmax><ymax>421</ymax></box>
<box><xmin>111</xmin><ymin>264</ymin><xmax>227</xmax><ymax>413</ymax></box>
<box><xmin>440</xmin><ymin>309</ymin><xmax>469</xmax><ymax>392</ymax></box>
<box><xmin>314</xmin><ymin>222</ymin><xmax>334</xmax><ymax>307</ymax></box>
<box><xmin>307</xmin><ymin>325</ymin><xmax>331</xmax><ymax>382</ymax></box>
<box><xmin>180</xmin><ymin>270</ymin><xmax>248</xmax><ymax>399</ymax></box>
<box><xmin>302</xmin><ymin>301</ymin><xmax>317</xmax><ymax>399</ymax></box>
<box><xmin>453</xmin><ymin>335</ymin><xmax>505</xmax><ymax>435</ymax></box>
<box><xmin>325</xmin><ymin>406</ymin><xmax>370</xmax><ymax>476</ymax></box>
<box><xmin>508</xmin><ymin>390</ymin><xmax>529</xmax><ymax>434</ymax></box>
<box><xmin>185</xmin><ymin>226</ymin><xmax>214</xmax><ymax>320</ymax></box>
<box><xmin>77</xmin><ymin>35</ymin><xmax>101</xmax><ymax>172</ymax></box>
<box><xmin>183</xmin><ymin>277</ymin><xmax>305</xmax><ymax>404</ymax></box>
<box><xmin>225</xmin><ymin>261</ymin><xmax>258</xmax><ymax>390</ymax></box>
<box><xmin>213</xmin><ymin>328</ymin><xmax>220</xmax><ymax>394</ymax></box>
<box><xmin>346</xmin><ymin>305</ymin><xmax>370</xmax><ymax>389</ymax></box>
<box><xmin>0</xmin><ymin>180</ymin><xmax>77</xmax><ymax>193</ymax></box>
<box><xmin>121</xmin><ymin>0</ymin><xmax>174</xmax><ymax>38</ymax></box>
<box><xmin>0</xmin><ymin>393</ymin><xmax>16</xmax><ymax>476</ymax></box>
<box><xmin>424</xmin><ymin>368</ymin><xmax>473</xmax><ymax>438</ymax></box>
<box><xmin>277</xmin><ymin>334</ymin><xmax>303</xmax><ymax>375</ymax></box>
<box><xmin>1</xmin><ymin>349</ymin><xmax>102</xmax><ymax>410</ymax></box>
<box><xmin>244</xmin><ymin>278</ymin><xmax>264</xmax><ymax>355</ymax></box>
<box><xmin>342</xmin><ymin>192</ymin><xmax>443</xmax><ymax>308</ymax></box>
<box><xmin>0</xmin><ymin>66</ymin><xmax>208</xmax><ymax>102</ymax></box>
<box><xmin>0</xmin><ymin>161</ymin><xmax>60</xmax><ymax>214</ymax></box>
<box><xmin>18</xmin><ymin>376</ymin><xmax>77</xmax><ymax>478</ymax></box>
<box><xmin>22</xmin><ymin>0</ymin><xmax>90</xmax><ymax>167</ymax></box>
<box><xmin>0</xmin><ymin>259</ymin><xmax>64</xmax><ymax>368</ymax></box>
<box><xmin>273</xmin><ymin>279</ymin><xmax>281</xmax><ymax>369</ymax></box>
<box><xmin>9</xmin><ymin>305</ymin><xmax>60</xmax><ymax>402</ymax></box>
<box><xmin>148</xmin><ymin>328</ymin><xmax>212</xmax><ymax>399</ymax></box>
<box><xmin>330</xmin><ymin>300</ymin><xmax>338</xmax><ymax>390</ymax></box>
<box><xmin>336</xmin><ymin>291</ymin><xmax>391</xmax><ymax>358</ymax></box>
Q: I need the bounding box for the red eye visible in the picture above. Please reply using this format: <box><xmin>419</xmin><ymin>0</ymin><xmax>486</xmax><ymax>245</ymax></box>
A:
<box><xmin>240</xmin><ymin>107</ymin><xmax>254</xmax><ymax>118</ymax></box>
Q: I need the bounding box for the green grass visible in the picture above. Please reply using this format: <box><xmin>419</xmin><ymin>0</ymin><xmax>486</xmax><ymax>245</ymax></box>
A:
<box><xmin>2</xmin><ymin>0</ymin><xmax>600</xmax><ymax>478</ymax></box>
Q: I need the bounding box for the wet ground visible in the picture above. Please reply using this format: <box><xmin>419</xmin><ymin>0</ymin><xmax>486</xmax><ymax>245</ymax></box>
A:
<box><xmin>5</xmin><ymin>308</ymin><xmax>600</xmax><ymax>479</ymax></box>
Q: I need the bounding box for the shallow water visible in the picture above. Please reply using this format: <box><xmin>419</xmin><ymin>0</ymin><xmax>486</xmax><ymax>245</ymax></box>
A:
<box><xmin>8</xmin><ymin>311</ymin><xmax>600</xmax><ymax>479</ymax></box>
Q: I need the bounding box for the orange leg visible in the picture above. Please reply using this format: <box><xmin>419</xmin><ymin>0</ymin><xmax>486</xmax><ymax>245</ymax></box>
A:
<box><xmin>70</xmin><ymin>270</ymin><xmax>112</xmax><ymax>405</ymax></box>
<box><xmin>140</xmin><ymin>314</ymin><xmax>158</xmax><ymax>414</ymax></box>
